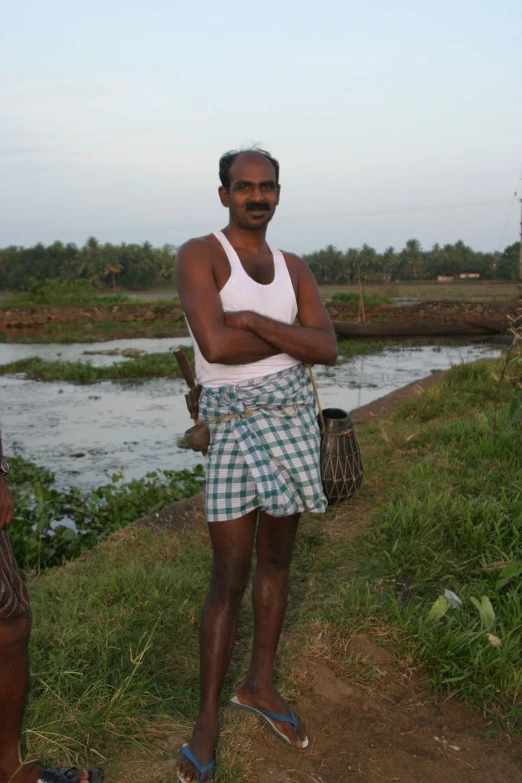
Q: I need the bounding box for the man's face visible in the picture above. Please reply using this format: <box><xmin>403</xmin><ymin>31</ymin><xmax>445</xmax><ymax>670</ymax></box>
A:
<box><xmin>219</xmin><ymin>152</ymin><xmax>280</xmax><ymax>231</ymax></box>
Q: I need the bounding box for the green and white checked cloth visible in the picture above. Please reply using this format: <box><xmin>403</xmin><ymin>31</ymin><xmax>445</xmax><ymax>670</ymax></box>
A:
<box><xmin>199</xmin><ymin>363</ymin><xmax>327</xmax><ymax>522</ymax></box>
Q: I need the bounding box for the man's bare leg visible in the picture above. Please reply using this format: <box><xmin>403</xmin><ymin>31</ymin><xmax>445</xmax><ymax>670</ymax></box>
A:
<box><xmin>176</xmin><ymin>510</ymin><xmax>257</xmax><ymax>783</ymax></box>
<box><xmin>0</xmin><ymin>618</ymin><xmax>89</xmax><ymax>783</ymax></box>
<box><xmin>235</xmin><ymin>511</ymin><xmax>307</xmax><ymax>747</ymax></box>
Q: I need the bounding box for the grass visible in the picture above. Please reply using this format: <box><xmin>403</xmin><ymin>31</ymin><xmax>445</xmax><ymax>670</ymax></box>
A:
<box><xmin>303</xmin><ymin>359</ymin><xmax>522</xmax><ymax>726</ymax></box>
<box><xmin>15</xmin><ymin>356</ymin><xmax>522</xmax><ymax>779</ymax></box>
<box><xmin>336</xmin><ymin>336</ymin><xmax>459</xmax><ymax>361</ymax></box>
<box><xmin>336</xmin><ymin>338</ymin><xmax>405</xmax><ymax>360</ymax></box>
<box><xmin>0</xmin><ymin>349</ymin><xmax>195</xmax><ymax>382</ymax></box>
<box><xmin>1</xmin><ymin>296</ymin><xmax>181</xmax><ymax>310</ymax></box>
<box><xmin>331</xmin><ymin>291</ymin><xmax>393</xmax><ymax>306</ymax></box>
<box><xmin>320</xmin><ymin>281</ymin><xmax>520</xmax><ymax>303</ymax></box>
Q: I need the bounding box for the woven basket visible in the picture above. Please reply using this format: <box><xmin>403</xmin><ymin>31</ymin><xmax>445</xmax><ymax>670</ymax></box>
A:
<box><xmin>307</xmin><ymin>366</ymin><xmax>364</xmax><ymax>505</ymax></box>
<box><xmin>319</xmin><ymin>408</ymin><xmax>364</xmax><ymax>505</ymax></box>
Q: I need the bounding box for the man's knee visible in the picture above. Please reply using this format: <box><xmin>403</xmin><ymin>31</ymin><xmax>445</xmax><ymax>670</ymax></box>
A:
<box><xmin>0</xmin><ymin>616</ymin><xmax>31</xmax><ymax>648</ymax></box>
<box><xmin>211</xmin><ymin>557</ymin><xmax>251</xmax><ymax>602</ymax></box>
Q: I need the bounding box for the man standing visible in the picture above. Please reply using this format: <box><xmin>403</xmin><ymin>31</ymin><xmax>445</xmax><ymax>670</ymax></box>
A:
<box><xmin>0</xmin><ymin>426</ymin><xmax>102</xmax><ymax>783</ymax></box>
<box><xmin>175</xmin><ymin>148</ymin><xmax>337</xmax><ymax>783</ymax></box>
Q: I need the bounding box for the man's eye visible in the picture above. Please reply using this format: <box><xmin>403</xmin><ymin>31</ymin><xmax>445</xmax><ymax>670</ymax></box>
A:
<box><xmin>261</xmin><ymin>183</ymin><xmax>275</xmax><ymax>191</ymax></box>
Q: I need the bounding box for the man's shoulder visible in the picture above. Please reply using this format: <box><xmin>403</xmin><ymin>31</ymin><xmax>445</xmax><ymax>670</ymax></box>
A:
<box><xmin>280</xmin><ymin>250</ymin><xmax>306</xmax><ymax>270</ymax></box>
<box><xmin>280</xmin><ymin>250</ymin><xmax>303</xmax><ymax>262</ymax></box>
<box><xmin>178</xmin><ymin>234</ymin><xmax>216</xmax><ymax>254</ymax></box>
<box><xmin>176</xmin><ymin>234</ymin><xmax>222</xmax><ymax>266</ymax></box>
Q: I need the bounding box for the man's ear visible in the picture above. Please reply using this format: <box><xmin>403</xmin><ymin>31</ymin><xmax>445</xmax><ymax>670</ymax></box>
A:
<box><xmin>276</xmin><ymin>184</ymin><xmax>281</xmax><ymax>206</ymax></box>
<box><xmin>218</xmin><ymin>186</ymin><xmax>230</xmax><ymax>208</ymax></box>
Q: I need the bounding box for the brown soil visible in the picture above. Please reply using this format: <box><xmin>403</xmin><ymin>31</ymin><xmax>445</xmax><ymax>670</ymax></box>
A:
<box><xmin>129</xmin><ymin>373</ymin><xmax>522</xmax><ymax>782</ymax></box>
<box><xmin>238</xmin><ymin>638</ymin><xmax>522</xmax><ymax>783</ymax></box>
<box><xmin>0</xmin><ymin>304</ymin><xmax>185</xmax><ymax>329</ymax></box>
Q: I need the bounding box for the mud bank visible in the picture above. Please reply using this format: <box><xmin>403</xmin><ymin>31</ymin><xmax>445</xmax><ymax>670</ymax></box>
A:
<box><xmin>0</xmin><ymin>303</ymin><xmax>185</xmax><ymax>330</ymax></box>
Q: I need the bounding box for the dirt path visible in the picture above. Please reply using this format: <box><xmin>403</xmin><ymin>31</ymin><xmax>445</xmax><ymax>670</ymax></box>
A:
<box><xmin>132</xmin><ymin>372</ymin><xmax>522</xmax><ymax>782</ymax></box>
<box><xmin>237</xmin><ymin>638</ymin><xmax>521</xmax><ymax>783</ymax></box>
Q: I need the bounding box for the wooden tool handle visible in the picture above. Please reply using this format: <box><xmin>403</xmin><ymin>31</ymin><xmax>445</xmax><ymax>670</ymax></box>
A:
<box><xmin>173</xmin><ymin>347</ymin><xmax>196</xmax><ymax>389</ymax></box>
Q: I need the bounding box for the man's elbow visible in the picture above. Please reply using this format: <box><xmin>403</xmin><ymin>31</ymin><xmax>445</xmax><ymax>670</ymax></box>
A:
<box><xmin>321</xmin><ymin>335</ymin><xmax>338</xmax><ymax>366</ymax></box>
<box><xmin>199</xmin><ymin>335</ymin><xmax>228</xmax><ymax>364</ymax></box>
<box><xmin>201</xmin><ymin>344</ymin><xmax>223</xmax><ymax>364</ymax></box>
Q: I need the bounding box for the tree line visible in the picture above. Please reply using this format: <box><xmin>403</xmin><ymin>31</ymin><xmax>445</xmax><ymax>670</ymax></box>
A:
<box><xmin>0</xmin><ymin>237</ymin><xmax>175</xmax><ymax>291</ymax></box>
<box><xmin>0</xmin><ymin>236</ymin><xmax>520</xmax><ymax>291</ymax></box>
<box><xmin>303</xmin><ymin>239</ymin><xmax>520</xmax><ymax>284</ymax></box>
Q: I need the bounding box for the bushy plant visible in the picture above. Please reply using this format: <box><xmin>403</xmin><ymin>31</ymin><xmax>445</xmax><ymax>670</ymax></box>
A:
<box><xmin>7</xmin><ymin>455</ymin><xmax>205</xmax><ymax>572</ymax></box>
<box><xmin>331</xmin><ymin>291</ymin><xmax>393</xmax><ymax>306</ymax></box>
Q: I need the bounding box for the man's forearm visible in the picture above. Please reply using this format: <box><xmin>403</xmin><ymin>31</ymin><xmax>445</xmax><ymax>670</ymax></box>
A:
<box><xmin>203</xmin><ymin>326</ymin><xmax>282</xmax><ymax>365</ymax></box>
<box><xmin>245</xmin><ymin>313</ymin><xmax>337</xmax><ymax>366</ymax></box>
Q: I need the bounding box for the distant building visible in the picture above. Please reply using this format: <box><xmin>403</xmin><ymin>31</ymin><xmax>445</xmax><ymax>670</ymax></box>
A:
<box><xmin>459</xmin><ymin>273</ymin><xmax>480</xmax><ymax>279</ymax></box>
<box><xmin>437</xmin><ymin>275</ymin><xmax>454</xmax><ymax>282</ymax></box>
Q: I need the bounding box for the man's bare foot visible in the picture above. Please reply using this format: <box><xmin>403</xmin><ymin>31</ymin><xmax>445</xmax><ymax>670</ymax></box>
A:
<box><xmin>0</xmin><ymin>764</ymin><xmax>90</xmax><ymax>783</ymax></box>
<box><xmin>235</xmin><ymin>680</ymin><xmax>307</xmax><ymax>748</ymax></box>
<box><xmin>176</xmin><ymin>713</ymin><xmax>218</xmax><ymax>783</ymax></box>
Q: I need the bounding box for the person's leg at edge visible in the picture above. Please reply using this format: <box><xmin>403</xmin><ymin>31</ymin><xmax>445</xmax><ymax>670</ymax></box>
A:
<box><xmin>176</xmin><ymin>510</ymin><xmax>258</xmax><ymax>783</ymax></box>
<box><xmin>236</xmin><ymin>511</ymin><xmax>307</xmax><ymax>747</ymax></box>
<box><xmin>0</xmin><ymin>618</ymin><xmax>90</xmax><ymax>783</ymax></box>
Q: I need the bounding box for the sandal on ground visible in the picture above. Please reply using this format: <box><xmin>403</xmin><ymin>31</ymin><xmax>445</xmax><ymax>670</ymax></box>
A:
<box><xmin>177</xmin><ymin>744</ymin><xmax>215</xmax><ymax>783</ymax></box>
<box><xmin>36</xmin><ymin>768</ymin><xmax>104</xmax><ymax>783</ymax></box>
<box><xmin>230</xmin><ymin>694</ymin><xmax>309</xmax><ymax>749</ymax></box>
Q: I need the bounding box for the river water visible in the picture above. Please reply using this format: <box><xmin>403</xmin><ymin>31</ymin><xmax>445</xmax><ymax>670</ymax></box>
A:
<box><xmin>0</xmin><ymin>338</ymin><xmax>500</xmax><ymax>490</ymax></box>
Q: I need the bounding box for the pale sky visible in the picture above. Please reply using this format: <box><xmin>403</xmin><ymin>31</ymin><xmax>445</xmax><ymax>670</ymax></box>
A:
<box><xmin>2</xmin><ymin>0</ymin><xmax>521</xmax><ymax>254</ymax></box>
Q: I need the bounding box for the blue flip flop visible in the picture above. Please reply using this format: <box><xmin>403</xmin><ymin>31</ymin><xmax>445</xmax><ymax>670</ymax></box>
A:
<box><xmin>230</xmin><ymin>695</ymin><xmax>309</xmax><ymax>748</ymax></box>
<box><xmin>177</xmin><ymin>744</ymin><xmax>215</xmax><ymax>783</ymax></box>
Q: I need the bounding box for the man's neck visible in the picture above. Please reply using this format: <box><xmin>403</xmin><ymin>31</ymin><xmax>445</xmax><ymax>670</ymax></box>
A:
<box><xmin>222</xmin><ymin>224</ymin><xmax>268</xmax><ymax>253</ymax></box>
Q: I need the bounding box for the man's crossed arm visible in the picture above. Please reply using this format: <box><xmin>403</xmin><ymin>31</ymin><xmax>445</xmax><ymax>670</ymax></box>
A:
<box><xmin>176</xmin><ymin>240</ymin><xmax>337</xmax><ymax>367</ymax></box>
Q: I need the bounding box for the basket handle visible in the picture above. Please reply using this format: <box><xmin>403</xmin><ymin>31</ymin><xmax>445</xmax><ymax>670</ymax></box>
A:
<box><xmin>306</xmin><ymin>364</ymin><xmax>325</xmax><ymax>436</ymax></box>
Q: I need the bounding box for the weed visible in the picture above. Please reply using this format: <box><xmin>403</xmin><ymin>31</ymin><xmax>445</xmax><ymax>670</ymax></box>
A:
<box><xmin>332</xmin><ymin>291</ymin><xmax>393</xmax><ymax>306</ymax></box>
<box><xmin>0</xmin><ymin>350</ymin><xmax>195</xmax><ymax>383</ymax></box>
<box><xmin>7</xmin><ymin>455</ymin><xmax>204</xmax><ymax>571</ymax></box>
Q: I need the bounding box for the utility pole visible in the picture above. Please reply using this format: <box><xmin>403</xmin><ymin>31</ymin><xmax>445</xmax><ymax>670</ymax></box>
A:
<box><xmin>519</xmin><ymin>198</ymin><xmax>522</xmax><ymax>282</ymax></box>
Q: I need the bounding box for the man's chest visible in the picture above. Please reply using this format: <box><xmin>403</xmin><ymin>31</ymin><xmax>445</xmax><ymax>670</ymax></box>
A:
<box><xmin>213</xmin><ymin>249</ymin><xmax>275</xmax><ymax>288</ymax></box>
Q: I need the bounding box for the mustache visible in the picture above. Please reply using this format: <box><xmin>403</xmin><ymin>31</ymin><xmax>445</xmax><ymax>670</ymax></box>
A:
<box><xmin>246</xmin><ymin>201</ymin><xmax>271</xmax><ymax>211</ymax></box>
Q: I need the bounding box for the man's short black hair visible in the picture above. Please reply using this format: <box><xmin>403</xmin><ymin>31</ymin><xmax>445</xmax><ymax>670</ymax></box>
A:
<box><xmin>219</xmin><ymin>147</ymin><xmax>280</xmax><ymax>190</ymax></box>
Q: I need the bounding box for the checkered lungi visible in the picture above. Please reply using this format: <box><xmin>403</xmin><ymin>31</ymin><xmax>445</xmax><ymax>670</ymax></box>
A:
<box><xmin>0</xmin><ymin>529</ymin><xmax>31</xmax><ymax>620</ymax></box>
<box><xmin>199</xmin><ymin>363</ymin><xmax>327</xmax><ymax>522</ymax></box>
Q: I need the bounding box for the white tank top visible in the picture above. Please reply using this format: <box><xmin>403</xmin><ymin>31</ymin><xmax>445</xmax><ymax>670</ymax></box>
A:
<box><xmin>191</xmin><ymin>231</ymin><xmax>301</xmax><ymax>388</ymax></box>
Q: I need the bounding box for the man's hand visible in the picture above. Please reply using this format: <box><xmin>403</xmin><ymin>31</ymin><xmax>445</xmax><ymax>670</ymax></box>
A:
<box><xmin>0</xmin><ymin>475</ymin><xmax>15</xmax><ymax>529</ymax></box>
<box><xmin>223</xmin><ymin>311</ymin><xmax>256</xmax><ymax>331</ymax></box>
<box><xmin>222</xmin><ymin>258</ymin><xmax>338</xmax><ymax>367</ymax></box>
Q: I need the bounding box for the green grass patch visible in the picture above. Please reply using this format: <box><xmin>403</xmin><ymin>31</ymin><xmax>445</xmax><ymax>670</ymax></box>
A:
<box><xmin>337</xmin><ymin>339</ymin><xmax>397</xmax><ymax>360</ymax></box>
<box><xmin>0</xmin><ymin>349</ymin><xmax>194</xmax><ymax>382</ymax></box>
<box><xmin>1</xmin><ymin>279</ymin><xmax>180</xmax><ymax>309</ymax></box>
<box><xmin>336</xmin><ymin>337</ymin><xmax>456</xmax><ymax>361</ymax></box>
<box><xmin>310</xmin><ymin>359</ymin><xmax>522</xmax><ymax>727</ymax></box>
<box><xmin>23</xmin><ymin>501</ymin><xmax>344</xmax><ymax>777</ymax></box>
<box><xmin>332</xmin><ymin>291</ymin><xmax>393</xmax><ymax>306</ymax></box>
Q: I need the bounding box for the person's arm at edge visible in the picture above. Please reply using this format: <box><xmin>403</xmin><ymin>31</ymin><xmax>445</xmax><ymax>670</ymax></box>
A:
<box><xmin>225</xmin><ymin>256</ymin><xmax>338</xmax><ymax>366</ymax></box>
<box><xmin>176</xmin><ymin>239</ymin><xmax>282</xmax><ymax>365</ymax></box>
<box><xmin>0</xmin><ymin>424</ymin><xmax>15</xmax><ymax>528</ymax></box>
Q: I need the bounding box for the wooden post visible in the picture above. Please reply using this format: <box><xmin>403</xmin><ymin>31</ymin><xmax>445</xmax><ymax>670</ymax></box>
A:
<box><xmin>355</xmin><ymin>257</ymin><xmax>366</xmax><ymax>322</ymax></box>
<box><xmin>519</xmin><ymin>198</ymin><xmax>522</xmax><ymax>282</ymax></box>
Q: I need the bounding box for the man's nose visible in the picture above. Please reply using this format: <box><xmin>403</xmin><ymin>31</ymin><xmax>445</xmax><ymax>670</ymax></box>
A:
<box><xmin>251</xmin><ymin>185</ymin><xmax>265</xmax><ymax>201</ymax></box>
